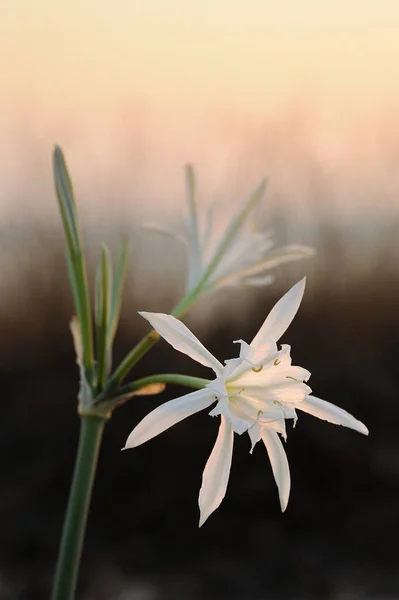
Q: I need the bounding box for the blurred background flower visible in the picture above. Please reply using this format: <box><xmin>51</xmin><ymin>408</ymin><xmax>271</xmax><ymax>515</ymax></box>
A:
<box><xmin>0</xmin><ymin>1</ymin><xmax>398</xmax><ymax>598</ymax></box>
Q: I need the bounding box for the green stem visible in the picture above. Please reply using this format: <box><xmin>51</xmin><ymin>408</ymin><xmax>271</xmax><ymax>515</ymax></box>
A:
<box><xmin>51</xmin><ymin>416</ymin><xmax>106</xmax><ymax>600</ymax></box>
<box><xmin>171</xmin><ymin>288</ymin><xmax>199</xmax><ymax>318</ymax></box>
<box><xmin>119</xmin><ymin>373</ymin><xmax>210</xmax><ymax>396</ymax></box>
<box><xmin>109</xmin><ymin>289</ymin><xmax>201</xmax><ymax>388</ymax></box>
<box><xmin>109</xmin><ymin>330</ymin><xmax>160</xmax><ymax>387</ymax></box>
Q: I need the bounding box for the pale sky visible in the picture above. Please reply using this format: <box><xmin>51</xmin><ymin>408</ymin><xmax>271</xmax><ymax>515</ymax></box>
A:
<box><xmin>1</xmin><ymin>0</ymin><xmax>399</xmax><ymax>225</ymax></box>
<box><xmin>2</xmin><ymin>0</ymin><xmax>399</xmax><ymax>112</ymax></box>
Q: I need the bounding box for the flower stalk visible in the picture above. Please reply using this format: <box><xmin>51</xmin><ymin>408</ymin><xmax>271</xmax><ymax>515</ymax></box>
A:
<box><xmin>51</xmin><ymin>416</ymin><xmax>106</xmax><ymax>600</ymax></box>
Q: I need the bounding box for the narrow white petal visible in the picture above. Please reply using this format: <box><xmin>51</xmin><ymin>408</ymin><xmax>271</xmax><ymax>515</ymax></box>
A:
<box><xmin>241</xmin><ymin>275</ymin><xmax>275</xmax><ymax>288</ymax></box>
<box><xmin>235</xmin><ymin>338</ymin><xmax>277</xmax><ymax>365</ymax></box>
<box><xmin>241</xmin><ymin>245</ymin><xmax>316</xmax><ymax>276</ymax></box>
<box><xmin>139</xmin><ymin>312</ymin><xmax>224</xmax><ymax>375</ymax></box>
<box><xmin>211</xmin><ymin>244</ymin><xmax>314</xmax><ymax>290</ymax></box>
<box><xmin>298</xmin><ymin>395</ymin><xmax>369</xmax><ymax>435</ymax></box>
<box><xmin>259</xmin><ymin>417</ymin><xmax>287</xmax><ymax>440</ymax></box>
<box><xmin>208</xmin><ymin>397</ymin><xmax>250</xmax><ymax>435</ymax></box>
<box><xmin>209</xmin><ymin>229</ymin><xmax>266</xmax><ymax>286</ymax></box>
<box><xmin>198</xmin><ymin>416</ymin><xmax>234</xmax><ymax>526</ymax></box>
<box><xmin>248</xmin><ymin>422</ymin><xmax>262</xmax><ymax>453</ymax></box>
<box><xmin>251</xmin><ymin>278</ymin><xmax>306</xmax><ymax>345</ymax></box>
<box><xmin>261</xmin><ymin>429</ymin><xmax>291</xmax><ymax>512</ymax></box>
<box><xmin>232</xmin><ymin>377</ymin><xmax>311</xmax><ymax>404</ymax></box>
<box><xmin>142</xmin><ymin>222</ymin><xmax>187</xmax><ymax>245</ymax></box>
<box><xmin>124</xmin><ymin>388</ymin><xmax>215</xmax><ymax>448</ymax></box>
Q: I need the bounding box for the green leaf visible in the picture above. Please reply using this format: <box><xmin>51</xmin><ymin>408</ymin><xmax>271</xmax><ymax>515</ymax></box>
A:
<box><xmin>185</xmin><ymin>164</ymin><xmax>202</xmax><ymax>281</ymax></box>
<box><xmin>53</xmin><ymin>146</ymin><xmax>79</xmax><ymax>254</ymax></box>
<box><xmin>108</xmin><ymin>238</ymin><xmax>128</xmax><ymax>345</ymax></box>
<box><xmin>53</xmin><ymin>146</ymin><xmax>94</xmax><ymax>375</ymax></box>
<box><xmin>95</xmin><ymin>244</ymin><xmax>112</xmax><ymax>390</ymax></box>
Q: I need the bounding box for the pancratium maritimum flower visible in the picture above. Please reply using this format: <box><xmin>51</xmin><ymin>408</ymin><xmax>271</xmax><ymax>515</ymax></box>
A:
<box><xmin>146</xmin><ymin>166</ymin><xmax>315</xmax><ymax>296</ymax></box>
<box><xmin>124</xmin><ymin>279</ymin><xmax>368</xmax><ymax>525</ymax></box>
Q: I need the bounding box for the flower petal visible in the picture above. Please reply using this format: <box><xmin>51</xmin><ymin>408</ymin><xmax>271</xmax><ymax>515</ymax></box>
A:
<box><xmin>142</xmin><ymin>222</ymin><xmax>187</xmax><ymax>245</ymax></box>
<box><xmin>198</xmin><ymin>415</ymin><xmax>234</xmax><ymax>526</ymax></box>
<box><xmin>235</xmin><ymin>338</ymin><xmax>277</xmax><ymax>366</ymax></box>
<box><xmin>248</xmin><ymin>422</ymin><xmax>262</xmax><ymax>453</ymax></box>
<box><xmin>208</xmin><ymin>396</ymin><xmax>250</xmax><ymax>435</ymax></box>
<box><xmin>239</xmin><ymin>244</ymin><xmax>316</xmax><ymax>278</ymax></box>
<box><xmin>298</xmin><ymin>395</ymin><xmax>369</xmax><ymax>435</ymax></box>
<box><xmin>124</xmin><ymin>388</ymin><xmax>215</xmax><ymax>448</ymax></box>
<box><xmin>261</xmin><ymin>429</ymin><xmax>291</xmax><ymax>512</ymax></box>
<box><xmin>250</xmin><ymin>278</ymin><xmax>306</xmax><ymax>345</ymax></box>
<box><xmin>139</xmin><ymin>312</ymin><xmax>224</xmax><ymax>375</ymax></box>
<box><xmin>240</xmin><ymin>274</ymin><xmax>275</xmax><ymax>288</ymax></box>
<box><xmin>212</xmin><ymin>244</ymin><xmax>314</xmax><ymax>290</ymax></box>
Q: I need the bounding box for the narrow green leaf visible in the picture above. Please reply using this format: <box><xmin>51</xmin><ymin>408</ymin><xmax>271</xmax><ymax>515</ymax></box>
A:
<box><xmin>185</xmin><ymin>164</ymin><xmax>202</xmax><ymax>282</ymax></box>
<box><xmin>52</xmin><ymin>145</ymin><xmax>94</xmax><ymax>374</ymax></box>
<box><xmin>66</xmin><ymin>252</ymin><xmax>84</xmax><ymax>328</ymax></box>
<box><xmin>108</xmin><ymin>238</ymin><xmax>128</xmax><ymax>345</ymax></box>
<box><xmin>95</xmin><ymin>245</ymin><xmax>112</xmax><ymax>391</ymax></box>
<box><xmin>53</xmin><ymin>146</ymin><xmax>80</xmax><ymax>254</ymax></box>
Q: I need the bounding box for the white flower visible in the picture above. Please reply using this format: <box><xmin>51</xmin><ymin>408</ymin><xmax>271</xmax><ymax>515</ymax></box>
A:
<box><xmin>124</xmin><ymin>279</ymin><xmax>368</xmax><ymax>525</ymax></box>
<box><xmin>146</xmin><ymin>165</ymin><xmax>315</xmax><ymax>294</ymax></box>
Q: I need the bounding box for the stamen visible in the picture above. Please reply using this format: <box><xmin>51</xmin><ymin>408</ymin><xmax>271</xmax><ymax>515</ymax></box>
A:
<box><xmin>274</xmin><ymin>359</ymin><xmax>281</xmax><ymax>366</ymax></box>
<box><xmin>252</xmin><ymin>364</ymin><xmax>263</xmax><ymax>373</ymax></box>
<box><xmin>248</xmin><ymin>407</ymin><xmax>286</xmax><ymax>431</ymax></box>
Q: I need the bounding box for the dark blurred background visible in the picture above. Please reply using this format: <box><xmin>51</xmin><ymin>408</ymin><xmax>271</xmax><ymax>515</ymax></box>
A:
<box><xmin>0</xmin><ymin>217</ymin><xmax>398</xmax><ymax>600</ymax></box>
<box><xmin>2</xmin><ymin>1</ymin><xmax>399</xmax><ymax>598</ymax></box>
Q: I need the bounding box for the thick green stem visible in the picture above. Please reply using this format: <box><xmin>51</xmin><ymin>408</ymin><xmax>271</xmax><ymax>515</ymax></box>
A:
<box><xmin>51</xmin><ymin>416</ymin><xmax>106</xmax><ymax>600</ymax></box>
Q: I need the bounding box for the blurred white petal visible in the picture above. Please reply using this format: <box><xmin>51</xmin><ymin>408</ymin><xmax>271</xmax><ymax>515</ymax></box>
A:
<box><xmin>142</xmin><ymin>222</ymin><xmax>187</xmax><ymax>245</ymax></box>
<box><xmin>239</xmin><ymin>245</ymin><xmax>316</xmax><ymax>276</ymax></box>
<box><xmin>211</xmin><ymin>245</ymin><xmax>314</xmax><ymax>290</ymax></box>
<box><xmin>240</xmin><ymin>275</ymin><xmax>276</xmax><ymax>288</ymax></box>
<box><xmin>144</xmin><ymin>167</ymin><xmax>315</xmax><ymax>297</ymax></box>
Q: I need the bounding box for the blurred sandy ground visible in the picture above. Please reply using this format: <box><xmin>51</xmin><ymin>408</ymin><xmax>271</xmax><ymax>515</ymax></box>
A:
<box><xmin>1</xmin><ymin>1</ymin><xmax>399</xmax><ymax>598</ymax></box>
